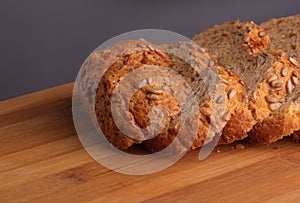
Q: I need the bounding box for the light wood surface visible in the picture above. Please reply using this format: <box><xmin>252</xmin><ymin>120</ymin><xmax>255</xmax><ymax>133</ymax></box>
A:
<box><xmin>0</xmin><ymin>83</ymin><xmax>299</xmax><ymax>202</ymax></box>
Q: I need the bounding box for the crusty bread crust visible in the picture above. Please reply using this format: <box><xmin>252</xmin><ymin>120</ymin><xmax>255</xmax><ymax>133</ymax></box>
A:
<box><xmin>258</xmin><ymin>14</ymin><xmax>300</xmax><ymax>143</ymax></box>
<box><xmin>80</xmin><ymin>39</ymin><xmax>254</xmax><ymax>152</ymax></box>
<box><xmin>80</xmin><ymin>17</ymin><xmax>300</xmax><ymax>151</ymax></box>
<box><xmin>193</xmin><ymin>21</ymin><xmax>300</xmax><ymax>144</ymax></box>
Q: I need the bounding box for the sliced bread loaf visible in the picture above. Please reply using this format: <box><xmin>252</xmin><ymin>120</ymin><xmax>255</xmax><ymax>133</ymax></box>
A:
<box><xmin>79</xmin><ymin>40</ymin><xmax>232</xmax><ymax>152</ymax></box>
<box><xmin>145</xmin><ymin>42</ymin><xmax>252</xmax><ymax>151</ymax></box>
<box><xmin>254</xmin><ymin>14</ymin><xmax>300</xmax><ymax>143</ymax></box>
<box><xmin>193</xmin><ymin>20</ymin><xmax>300</xmax><ymax>144</ymax></box>
<box><xmin>79</xmin><ymin>39</ymin><xmax>252</xmax><ymax>152</ymax></box>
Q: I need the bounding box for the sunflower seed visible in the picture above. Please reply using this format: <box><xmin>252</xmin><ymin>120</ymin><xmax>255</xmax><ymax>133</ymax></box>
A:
<box><xmin>292</xmin><ymin>70</ymin><xmax>298</xmax><ymax>77</ymax></box>
<box><xmin>270</xmin><ymin>79</ymin><xmax>284</xmax><ymax>87</ymax></box>
<box><xmin>258</xmin><ymin>30</ymin><xmax>267</xmax><ymax>37</ymax></box>
<box><xmin>220</xmin><ymin>78</ymin><xmax>229</xmax><ymax>85</ymax></box>
<box><xmin>216</xmin><ymin>95</ymin><xmax>225</xmax><ymax>104</ymax></box>
<box><xmin>286</xmin><ymin>80</ymin><xmax>293</xmax><ymax>94</ymax></box>
<box><xmin>270</xmin><ymin>87</ymin><xmax>284</xmax><ymax>93</ymax></box>
<box><xmin>269</xmin><ymin>102</ymin><xmax>282</xmax><ymax>111</ymax></box>
<box><xmin>281</xmin><ymin>66</ymin><xmax>288</xmax><ymax>77</ymax></box>
<box><xmin>146</xmin><ymin>93</ymin><xmax>159</xmax><ymax>100</ymax></box>
<box><xmin>265</xmin><ymin>96</ymin><xmax>279</xmax><ymax>103</ymax></box>
<box><xmin>145</xmin><ymin>86</ymin><xmax>163</xmax><ymax>94</ymax></box>
<box><xmin>198</xmin><ymin>47</ymin><xmax>205</xmax><ymax>53</ymax></box>
<box><xmin>228</xmin><ymin>88</ymin><xmax>237</xmax><ymax>100</ymax></box>
<box><xmin>156</xmin><ymin>99</ymin><xmax>169</xmax><ymax>104</ymax></box>
<box><xmin>290</xmin><ymin>57</ymin><xmax>299</xmax><ymax>67</ymax></box>
<box><xmin>292</xmin><ymin>76</ymin><xmax>299</xmax><ymax>86</ymax></box>
<box><xmin>239</xmin><ymin>80</ymin><xmax>245</xmax><ymax>86</ymax></box>
<box><xmin>147</xmin><ymin>45</ymin><xmax>155</xmax><ymax>51</ymax></box>
<box><xmin>253</xmin><ymin>91</ymin><xmax>260</xmax><ymax>99</ymax></box>
<box><xmin>267</xmin><ymin>75</ymin><xmax>278</xmax><ymax>83</ymax></box>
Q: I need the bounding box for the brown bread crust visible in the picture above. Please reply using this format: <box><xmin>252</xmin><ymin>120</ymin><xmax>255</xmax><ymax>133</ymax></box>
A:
<box><xmin>81</xmin><ymin>40</ymin><xmax>228</xmax><ymax>152</ymax></box>
<box><xmin>80</xmin><ymin>39</ymin><xmax>253</xmax><ymax>152</ymax></box>
<box><xmin>261</xmin><ymin>14</ymin><xmax>300</xmax><ymax>143</ymax></box>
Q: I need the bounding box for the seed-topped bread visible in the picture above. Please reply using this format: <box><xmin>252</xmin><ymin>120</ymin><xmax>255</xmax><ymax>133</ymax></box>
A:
<box><xmin>250</xmin><ymin>87</ymin><xmax>300</xmax><ymax>143</ymax></box>
<box><xmin>252</xmin><ymin>14</ymin><xmax>300</xmax><ymax>143</ymax></box>
<box><xmin>79</xmin><ymin>39</ymin><xmax>252</xmax><ymax>152</ymax></box>
<box><xmin>79</xmin><ymin>40</ymin><xmax>171</xmax><ymax>150</ymax></box>
<box><xmin>79</xmin><ymin>40</ymin><xmax>225</xmax><ymax>152</ymax></box>
<box><xmin>145</xmin><ymin>42</ymin><xmax>253</xmax><ymax>150</ymax></box>
<box><xmin>193</xmin><ymin>20</ymin><xmax>300</xmax><ymax>144</ymax></box>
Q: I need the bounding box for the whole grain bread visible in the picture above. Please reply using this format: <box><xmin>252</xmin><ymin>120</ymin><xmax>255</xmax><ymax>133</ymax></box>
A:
<box><xmin>193</xmin><ymin>20</ymin><xmax>300</xmax><ymax>144</ymax></box>
<box><xmin>145</xmin><ymin>42</ymin><xmax>253</xmax><ymax>150</ymax></box>
<box><xmin>79</xmin><ymin>39</ymin><xmax>252</xmax><ymax>152</ymax></box>
<box><xmin>255</xmin><ymin>14</ymin><xmax>300</xmax><ymax>143</ymax></box>
<box><xmin>79</xmin><ymin>40</ymin><xmax>223</xmax><ymax>152</ymax></box>
<box><xmin>79</xmin><ymin>40</ymin><xmax>171</xmax><ymax>150</ymax></box>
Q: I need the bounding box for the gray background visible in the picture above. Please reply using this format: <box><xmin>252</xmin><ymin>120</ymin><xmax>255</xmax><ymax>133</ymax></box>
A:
<box><xmin>0</xmin><ymin>0</ymin><xmax>299</xmax><ymax>100</ymax></box>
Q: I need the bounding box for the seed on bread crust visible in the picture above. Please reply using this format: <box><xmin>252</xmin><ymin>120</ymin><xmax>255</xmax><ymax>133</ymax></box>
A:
<box><xmin>258</xmin><ymin>30</ymin><xmax>267</xmax><ymax>37</ymax></box>
<box><xmin>228</xmin><ymin>88</ymin><xmax>237</xmax><ymax>100</ymax></box>
<box><xmin>216</xmin><ymin>95</ymin><xmax>225</xmax><ymax>104</ymax></box>
<box><xmin>286</xmin><ymin>80</ymin><xmax>294</xmax><ymax>94</ymax></box>
<box><xmin>269</xmin><ymin>102</ymin><xmax>282</xmax><ymax>111</ymax></box>
<box><xmin>281</xmin><ymin>66</ymin><xmax>288</xmax><ymax>77</ymax></box>
<box><xmin>198</xmin><ymin>47</ymin><xmax>206</xmax><ymax>53</ymax></box>
<box><xmin>147</xmin><ymin>45</ymin><xmax>155</xmax><ymax>51</ymax></box>
<box><xmin>269</xmin><ymin>87</ymin><xmax>284</xmax><ymax>93</ymax></box>
<box><xmin>289</xmin><ymin>57</ymin><xmax>299</xmax><ymax>67</ymax></box>
<box><xmin>267</xmin><ymin>75</ymin><xmax>278</xmax><ymax>83</ymax></box>
<box><xmin>270</xmin><ymin>79</ymin><xmax>284</xmax><ymax>87</ymax></box>
<box><xmin>221</xmin><ymin>78</ymin><xmax>230</xmax><ymax>85</ymax></box>
<box><xmin>292</xmin><ymin>70</ymin><xmax>298</xmax><ymax>77</ymax></box>
<box><xmin>145</xmin><ymin>86</ymin><xmax>163</xmax><ymax>94</ymax></box>
<box><xmin>147</xmin><ymin>93</ymin><xmax>159</xmax><ymax>100</ymax></box>
<box><xmin>291</xmin><ymin>76</ymin><xmax>299</xmax><ymax>86</ymax></box>
<box><xmin>265</xmin><ymin>96</ymin><xmax>279</xmax><ymax>103</ymax></box>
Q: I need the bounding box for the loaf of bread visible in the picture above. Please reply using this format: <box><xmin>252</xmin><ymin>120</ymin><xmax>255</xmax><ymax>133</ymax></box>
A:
<box><xmin>78</xmin><ymin>17</ymin><xmax>300</xmax><ymax>153</ymax></box>
<box><xmin>79</xmin><ymin>40</ymin><xmax>212</xmax><ymax>152</ymax></box>
<box><xmin>193</xmin><ymin>20</ymin><xmax>300</xmax><ymax>144</ymax></box>
<box><xmin>78</xmin><ymin>39</ymin><xmax>255</xmax><ymax>152</ymax></box>
<box><xmin>260</xmin><ymin>14</ymin><xmax>300</xmax><ymax>143</ymax></box>
<box><xmin>146</xmin><ymin>42</ymin><xmax>252</xmax><ymax>150</ymax></box>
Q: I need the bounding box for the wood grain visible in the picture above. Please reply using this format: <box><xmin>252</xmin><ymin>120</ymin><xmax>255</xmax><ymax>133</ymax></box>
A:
<box><xmin>0</xmin><ymin>83</ymin><xmax>299</xmax><ymax>202</ymax></box>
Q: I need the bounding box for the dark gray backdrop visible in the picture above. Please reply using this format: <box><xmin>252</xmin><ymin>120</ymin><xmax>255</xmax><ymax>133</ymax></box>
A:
<box><xmin>1</xmin><ymin>0</ymin><xmax>299</xmax><ymax>100</ymax></box>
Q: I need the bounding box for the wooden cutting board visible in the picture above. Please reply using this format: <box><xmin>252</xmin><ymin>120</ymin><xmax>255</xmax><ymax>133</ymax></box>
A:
<box><xmin>1</xmin><ymin>83</ymin><xmax>300</xmax><ymax>202</ymax></box>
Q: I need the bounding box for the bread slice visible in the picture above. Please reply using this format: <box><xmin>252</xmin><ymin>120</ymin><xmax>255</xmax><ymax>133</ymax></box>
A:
<box><xmin>193</xmin><ymin>20</ymin><xmax>300</xmax><ymax>144</ymax></box>
<box><xmin>144</xmin><ymin>42</ymin><xmax>252</xmax><ymax>151</ymax></box>
<box><xmin>255</xmin><ymin>14</ymin><xmax>300</xmax><ymax>143</ymax></box>
<box><xmin>79</xmin><ymin>40</ymin><xmax>171</xmax><ymax>150</ymax></box>
<box><xmin>79</xmin><ymin>39</ymin><xmax>252</xmax><ymax>152</ymax></box>
<box><xmin>250</xmin><ymin>87</ymin><xmax>300</xmax><ymax>143</ymax></box>
<box><xmin>79</xmin><ymin>40</ymin><xmax>223</xmax><ymax>152</ymax></box>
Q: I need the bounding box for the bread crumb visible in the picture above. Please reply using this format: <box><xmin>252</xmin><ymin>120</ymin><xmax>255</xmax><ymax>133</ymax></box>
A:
<box><xmin>235</xmin><ymin>144</ymin><xmax>245</xmax><ymax>150</ymax></box>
